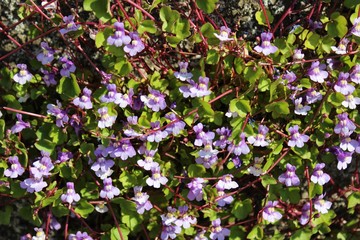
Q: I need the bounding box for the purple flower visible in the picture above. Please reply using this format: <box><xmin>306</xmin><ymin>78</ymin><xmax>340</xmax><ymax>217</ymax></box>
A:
<box><xmin>91</xmin><ymin>157</ymin><xmax>114</xmax><ymax>179</ymax></box>
<box><xmin>262</xmin><ymin>201</ymin><xmax>282</xmax><ymax>223</ymax></box>
<box><xmin>40</xmin><ymin>68</ymin><xmax>56</xmax><ymax>86</ymax></box>
<box><xmin>100</xmin><ymin>84</ymin><xmax>121</xmax><ymax>103</ymax></box>
<box><xmin>216</xmin><ymin>174</ymin><xmax>238</xmax><ymax>190</ymax></box>
<box><xmin>68</xmin><ymin>231</ymin><xmax>93</xmax><ymax>240</ymax></box>
<box><xmin>342</xmin><ymin>94</ymin><xmax>360</xmax><ymax>109</ymax></box>
<box><xmin>47</xmin><ymin>101</ymin><xmax>69</xmax><ymax>127</ymax></box>
<box><xmin>213</xmin><ymin>127</ymin><xmax>231</xmax><ymax>149</ymax></box>
<box><xmin>146</xmin><ymin>166</ymin><xmax>168</xmax><ymax>188</ymax></box>
<box><xmin>307</xmin><ymin>61</ymin><xmax>328</xmax><ymax>83</ymax></box>
<box><xmin>340</xmin><ymin>136</ymin><xmax>359</xmax><ymax>152</ymax></box>
<box><xmin>314</xmin><ymin>194</ymin><xmax>332</xmax><ymax>214</ymax></box>
<box><xmin>97</xmin><ymin>107</ymin><xmax>116</xmax><ymax>129</ymax></box>
<box><xmin>160</xmin><ymin>224</ymin><xmax>181</xmax><ymax>240</ymax></box>
<box><xmin>309</xmin><ymin>19</ymin><xmax>323</xmax><ymax>30</ymax></box>
<box><xmin>334</xmin><ymin>72</ymin><xmax>354</xmax><ymax>95</ymax></box>
<box><xmin>294</xmin><ymin>97</ymin><xmax>311</xmax><ymax>115</ymax></box>
<box><xmin>194</xmin><ymin>230</ymin><xmax>208</xmax><ymax>240</ymax></box>
<box><xmin>216</xmin><ymin>187</ymin><xmax>234</xmax><ymax>206</ymax></box>
<box><xmin>334</xmin><ymin>112</ymin><xmax>356</xmax><ymax>136</ymax></box>
<box><xmin>13</xmin><ymin>64</ymin><xmax>33</xmax><ymax>84</ymax></box>
<box><xmin>248</xmin><ymin>125</ymin><xmax>269</xmax><ymax>147</ymax></box>
<box><xmin>278</xmin><ymin>164</ymin><xmax>300</xmax><ymax>187</ymax></box>
<box><xmin>73</xmin><ymin>87</ymin><xmax>93</xmax><ymax>109</ymax></box>
<box><xmin>4</xmin><ymin>156</ymin><xmax>25</xmax><ymax>178</ymax></box>
<box><xmin>124</xmin><ymin>32</ymin><xmax>145</xmax><ymax>56</ymax></box>
<box><xmin>36</xmin><ymin>42</ymin><xmax>55</xmax><ymax>65</ymax></box>
<box><xmin>164</xmin><ymin>112</ymin><xmax>186</xmax><ymax>135</ymax></box>
<box><xmin>174</xmin><ymin>62</ymin><xmax>193</xmax><ymax>81</ymax></box>
<box><xmin>229</xmin><ymin>133</ymin><xmax>250</xmax><ymax>156</ymax></box>
<box><xmin>214</xmin><ymin>26</ymin><xmax>232</xmax><ymax>42</ymax></box>
<box><xmin>287</xmin><ymin>125</ymin><xmax>309</xmax><ymax>148</ymax></box>
<box><xmin>140</xmin><ymin>87</ymin><xmax>167</xmax><ymax>111</ymax></box>
<box><xmin>11</xmin><ymin>113</ymin><xmax>30</xmax><ymax>134</ymax></box>
<box><xmin>55</xmin><ymin>151</ymin><xmax>73</xmax><ymax>164</ymax></box>
<box><xmin>254</xmin><ymin>32</ymin><xmax>278</xmax><ymax>55</ymax></box>
<box><xmin>335</xmin><ymin>149</ymin><xmax>353</xmax><ymax>170</ymax></box>
<box><xmin>61</xmin><ymin>182</ymin><xmax>80</xmax><ymax>204</ymax></box>
<box><xmin>196</xmin><ymin>142</ymin><xmax>219</xmax><ymax>168</ymax></box>
<box><xmin>137</xmin><ymin>149</ymin><xmax>159</xmax><ymax>170</ymax></box>
<box><xmin>32</xmin><ymin>151</ymin><xmax>54</xmax><ymax>178</ymax></box>
<box><xmin>248</xmin><ymin>157</ymin><xmax>264</xmax><ymax>176</ymax></box>
<box><xmin>311</xmin><ymin>163</ymin><xmax>330</xmax><ymax>185</ymax></box>
<box><xmin>193</xmin><ymin>123</ymin><xmax>215</xmax><ymax>146</ymax></box>
<box><xmin>350</xmin><ymin>64</ymin><xmax>360</xmax><ymax>84</ymax></box>
<box><xmin>20</xmin><ymin>176</ymin><xmax>48</xmax><ymax>193</ymax></box>
<box><xmin>187</xmin><ymin>178</ymin><xmax>204</xmax><ymax>201</ymax></box>
<box><xmin>100</xmin><ymin>71</ymin><xmax>112</xmax><ymax>84</ymax></box>
<box><xmin>59</xmin><ymin>15</ymin><xmax>80</xmax><ymax>35</ymax></box>
<box><xmin>331</xmin><ymin>38</ymin><xmax>349</xmax><ymax>54</ymax></box>
<box><xmin>132</xmin><ymin>186</ymin><xmax>153</xmax><ymax>214</ymax></box>
<box><xmin>299</xmin><ymin>202</ymin><xmax>311</xmax><ymax>225</ymax></box>
<box><xmin>209</xmin><ymin>218</ymin><xmax>230</xmax><ymax>240</ymax></box>
<box><xmin>107</xmin><ymin>22</ymin><xmax>131</xmax><ymax>47</ymax></box>
<box><xmin>145</xmin><ymin>121</ymin><xmax>168</xmax><ymax>142</ymax></box>
<box><xmin>283</xmin><ymin>71</ymin><xmax>297</xmax><ymax>84</ymax></box>
<box><xmin>100</xmin><ymin>178</ymin><xmax>120</xmax><ymax>199</ymax></box>
<box><xmin>175</xmin><ymin>205</ymin><xmax>197</xmax><ymax>229</ymax></box>
<box><xmin>59</xmin><ymin>57</ymin><xmax>76</xmax><ymax>77</ymax></box>
<box><xmin>293</xmin><ymin>49</ymin><xmax>304</xmax><ymax>61</ymax></box>
<box><xmin>180</xmin><ymin>76</ymin><xmax>211</xmax><ymax>98</ymax></box>
<box><xmin>306</xmin><ymin>88</ymin><xmax>323</xmax><ymax>104</ymax></box>
<box><xmin>351</xmin><ymin>17</ymin><xmax>360</xmax><ymax>37</ymax></box>
<box><xmin>108</xmin><ymin>139</ymin><xmax>136</xmax><ymax>160</ymax></box>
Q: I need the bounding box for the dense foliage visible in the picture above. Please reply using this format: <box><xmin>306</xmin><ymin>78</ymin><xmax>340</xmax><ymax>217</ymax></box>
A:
<box><xmin>1</xmin><ymin>0</ymin><xmax>360</xmax><ymax>239</ymax></box>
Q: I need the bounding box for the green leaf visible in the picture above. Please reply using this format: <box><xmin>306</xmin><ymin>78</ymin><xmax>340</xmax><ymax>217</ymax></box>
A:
<box><xmin>0</xmin><ymin>119</ymin><xmax>5</xmax><ymax>140</ymax></box>
<box><xmin>166</xmin><ymin>36</ymin><xmax>181</xmax><ymax>47</ymax></box>
<box><xmin>329</xmin><ymin>92</ymin><xmax>346</xmax><ymax>107</ymax></box>
<box><xmin>290</xmin><ymin>229</ymin><xmax>313</xmax><ymax>240</ymax></box>
<box><xmin>35</xmin><ymin>139</ymin><xmax>56</xmax><ymax>153</ymax></box>
<box><xmin>291</xmin><ymin>145</ymin><xmax>311</xmax><ymax>159</ymax></box>
<box><xmin>175</xmin><ymin>18</ymin><xmax>191</xmax><ymax>39</ymax></box>
<box><xmin>56</xmin><ymin>75</ymin><xmax>81</xmax><ymax>100</ymax></box>
<box><xmin>247</xmin><ymin>225</ymin><xmax>263</xmax><ymax>239</ymax></box>
<box><xmin>2</xmin><ymin>94</ymin><xmax>22</xmax><ymax>110</ymax></box>
<box><xmin>258</xmin><ymin>78</ymin><xmax>270</xmax><ymax>92</ymax></box>
<box><xmin>74</xmin><ymin>200</ymin><xmax>95</xmax><ymax>218</ymax></box>
<box><xmin>114</xmin><ymin>58</ymin><xmax>132</xmax><ymax>76</ymax></box>
<box><xmin>83</xmin><ymin>0</ymin><xmax>111</xmax><ymax>22</ymax></box>
<box><xmin>326</xmin><ymin>12</ymin><xmax>348</xmax><ymax>38</ymax></box>
<box><xmin>255</xmin><ymin>10</ymin><xmax>274</xmax><ymax>26</ymax></box>
<box><xmin>265</xmin><ymin>101</ymin><xmax>290</xmax><ymax>118</ymax></box>
<box><xmin>348</xmin><ymin>192</ymin><xmax>360</xmax><ymax>208</ymax></box>
<box><xmin>206</xmin><ymin>49</ymin><xmax>220</xmax><ymax>65</ymax></box>
<box><xmin>110</xmin><ymin>225</ymin><xmax>130</xmax><ymax>240</ymax></box>
<box><xmin>198</xmin><ymin>100</ymin><xmax>215</xmax><ymax>119</ymax></box>
<box><xmin>138</xmin><ymin>20</ymin><xmax>157</xmax><ymax>34</ymax></box>
<box><xmin>196</xmin><ymin>0</ymin><xmax>219</xmax><ymax>14</ymax></box>
<box><xmin>234</xmin><ymin>58</ymin><xmax>245</xmax><ymax>74</ymax></box>
<box><xmin>244</xmin><ymin>66</ymin><xmax>264</xmax><ymax>84</ymax></box>
<box><xmin>344</xmin><ymin>0</ymin><xmax>360</xmax><ymax>8</ymax></box>
<box><xmin>232</xmin><ymin>199</ymin><xmax>253</xmax><ymax>220</ymax></box>
<box><xmin>120</xmin><ymin>170</ymin><xmax>143</xmax><ymax>189</ymax></box>
<box><xmin>95</xmin><ymin>31</ymin><xmax>105</xmax><ymax>48</ymax></box>
<box><xmin>159</xmin><ymin>6</ymin><xmax>180</xmax><ymax>32</ymax></box>
<box><xmin>305</xmin><ymin>32</ymin><xmax>320</xmax><ymax>50</ymax></box>
<box><xmin>229</xmin><ymin>99</ymin><xmax>251</xmax><ymax>117</ymax></box>
<box><xmin>0</xmin><ymin>206</ymin><xmax>11</xmax><ymax>225</ymax></box>
<box><xmin>261</xmin><ymin>175</ymin><xmax>277</xmax><ymax>187</ymax></box>
<box><xmin>309</xmin><ymin>182</ymin><xmax>323</xmax><ymax>198</ymax></box>
<box><xmin>188</xmin><ymin>164</ymin><xmax>206</xmax><ymax>177</ymax></box>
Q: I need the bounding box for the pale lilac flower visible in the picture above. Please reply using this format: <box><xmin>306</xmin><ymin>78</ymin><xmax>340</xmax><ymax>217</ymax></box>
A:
<box><xmin>229</xmin><ymin>133</ymin><xmax>250</xmax><ymax>155</ymax></box>
<box><xmin>146</xmin><ymin>166</ymin><xmax>168</xmax><ymax>188</ymax></box>
<box><xmin>40</xmin><ymin>68</ymin><xmax>56</xmax><ymax>86</ymax></box>
<box><xmin>68</xmin><ymin>231</ymin><xmax>93</xmax><ymax>240</ymax></box>
<box><xmin>59</xmin><ymin>57</ymin><xmax>76</xmax><ymax>77</ymax></box>
<box><xmin>283</xmin><ymin>71</ymin><xmax>297</xmax><ymax>84</ymax></box>
<box><xmin>293</xmin><ymin>49</ymin><xmax>304</xmax><ymax>61</ymax></box>
<box><xmin>287</xmin><ymin>125</ymin><xmax>309</xmax><ymax>148</ymax></box>
<box><xmin>61</xmin><ymin>182</ymin><xmax>80</xmax><ymax>204</ymax></box>
<box><xmin>299</xmin><ymin>202</ymin><xmax>311</xmax><ymax>225</ymax></box>
<box><xmin>248</xmin><ymin>157</ymin><xmax>264</xmax><ymax>176</ymax></box>
<box><xmin>174</xmin><ymin>62</ymin><xmax>193</xmax><ymax>81</ymax></box>
<box><xmin>262</xmin><ymin>201</ymin><xmax>282</xmax><ymax>223</ymax></box>
<box><xmin>192</xmin><ymin>76</ymin><xmax>212</xmax><ymax>97</ymax></box>
<box><xmin>124</xmin><ymin>32</ymin><xmax>145</xmax><ymax>56</ymax></box>
<box><xmin>342</xmin><ymin>94</ymin><xmax>360</xmax><ymax>109</ymax></box>
<box><xmin>33</xmin><ymin>227</ymin><xmax>45</xmax><ymax>240</ymax></box>
<box><xmin>108</xmin><ymin>139</ymin><xmax>136</xmax><ymax>160</ymax></box>
<box><xmin>351</xmin><ymin>17</ymin><xmax>360</xmax><ymax>37</ymax></box>
<box><xmin>311</xmin><ymin>163</ymin><xmax>330</xmax><ymax>185</ymax></box>
<box><xmin>161</xmin><ymin>207</ymin><xmax>177</xmax><ymax>226</ymax></box>
<box><xmin>107</xmin><ymin>22</ymin><xmax>131</xmax><ymax>47</ymax></box>
<box><xmin>160</xmin><ymin>224</ymin><xmax>181</xmax><ymax>240</ymax></box>
<box><xmin>32</xmin><ymin>151</ymin><xmax>54</xmax><ymax>178</ymax></box>
<box><xmin>334</xmin><ymin>72</ymin><xmax>355</xmax><ymax>95</ymax></box>
<box><xmin>116</xmin><ymin>88</ymin><xmax>134</xmax><ymax>108</ymax></box>
<box><xmin>294</xmin><ymin>97</ymin><xmax>311</xmax><ymax>115</ymax></box>
<box><xmin>73</xmin><ymin>87</ymin><xmax>93</xmax><ymax>109</ymax></box>
<box><xmin>334</xmin><ymin>112</ymin><xmax>356</xmax><ymax>136</ymax></box>
<box><xmin>11</xmin><ymin>113</ymin><xmax>30</xmax><ymax>134</ymax></box>
<box><xmin>331</xmin><ymin>38</ymin><xmax>349</xmax><ymax>54</ymax></box>
<box><xmin>193</xmin><ymin>123</ymin><xmax>215</xmax><ymax>146</ymax></box>
<box><xmin>49</xmin><ymin>216</ymin><xmax>61</xmax><ymax>231</ymax></box>
<box><xmin>307</xmin><ymin>61</ymin><xmax>328</xmax><ymax>83</ymax></box>
<box><xmin>97</xmin><ymin>107</ymin><xmax>116</xmax><ymax>128</ymax></box>
<box><xmin>314</xmin><ymin>194</ymin><xmax>332</xmax><ymax>214</ymax></box>
<box><xmin>47</xmin><ymin>101</ymin><xmax>69</xmax><ymax>127</ymax></box>
<box><xmin>100</xmin><ymin>84</ymin><xmax>121</xmax><ymax>103</ymax></box>
<box><xmin>137</xmin><ymin>150</ymin><xmax>159</xmax><ymax>170</ymax></box>
<box><xmin>216</xmin><ymin>187</ymin><xmax>234</xmax><ymax>206</ymax></box>
<box><xmin>216</xmin><ymin>174</ymin><xmax>238</xmax><ymax>190</ymax></box>
<box><xmin>231</xmin><ymin>156</ymin><xmax>242</xmax><ymax>168</ymax></box>
<box><xmin>132</xmin><ymin>186</ymin><xmax>153</xmax><ymax>214</ymax></box>
<box><xmin>100</xmin><ymin>178</ymin><xmax>120</xmax><ymax>199</ymax></box>
<box><xmin>187</xmin><ymin>178</ymin><xmax>204</xmax><ymax>201</ymax></box>
<box><xmin>213</xmin><ymin>127</ymin><xmax>231</xmax><ymax>149</ymax></box>
<box><xmin>248</xmin><ymin>125</ymin><xmax>269</xmax><ymax>147</ymax></box>
<box><xmin>195</xmin><ymin>230</ymin><xmax>208</xmax><ymax>240</ymax></box>
<box><xmin>4</xmin><ymin>156</ymin><xmax>25</xmax><ymax>178</ymax></box>
<box><xmin>175</xmin><ymin>205</ymin><xmax>197</xmax><ymax>229</ymax></box>
<box><xmin>340</xmin><ymin>136</ymin><xmax>359</xmax><ymax>152</ymax></box>
<box><xmin>254</xmin><ymin>32</ymin><xmax>278</xmax><ymax>55</ymax></box>
<box><xmin>278</xmin><ymin>164</ymin><xmax>300</xmax><ymax>187</ymax></box>
<box><xmin>55</xmin><ymin>151</ymin><xmax>73</xmax><ymax>164</ymax></box>
<box><xmin>140</xmin><ymin>87</ymin><xmax>167</xmax><ymax>111</ymax></box>
<box><xmin>36</xmin><ymin>42</ymin><xmax>55</xmax><ymax>64</ymax></box>
<box><xmin>309</xmin><ymin>20</ymin><xmax>323</xmax><ymax>30</ymax></box>
<box><xmin>196</xmin><ymin>145</ymin><xmax>218</xmax><ymax>168</ymax></box>
<box><xmin>100</xmin><ymin>71</ymin><xmax>112</xmax><ymax>84</ymax></box>
<box><xmin>146</xmin><ymin>121</ymin><xmax>168</xmax><ymax>142</ymax></box>
<box><xmin>350</xmin><ymin>64</ymin><xmax>360</xmax><ymax>84</ymax></box>
<box><xmin>214</xmin><ymin>26</ymin><xmax>232</xmax><ymax>42</ymax></box>
<box><xmin>335</xmin><ymin>149</ymin><xmax>353</xmax><ymax>170</ymax></box>
<box><xmin>164</xmin><ymin>112</ymin><xmax>186</xmax><ymax>135</ymax></box>
<box><xmin>20</xmin><ymin>176</ymin><xmax>48</xmax><ymax>193</ymax></box>
<box><xmin>91</xmin><ymin>157</ymin><xmax>114</xmax><ymax>179</ymax></box>
<box><xmin>13</xmin><ymin>64</ymin><xmax>33</xmax><ymax>84</ymax></box>
<box><xmin>59</xmin><ymin>15</ymin><xmax>80</xmax><ymax>35</ymax></box>
<box><xmin>209</xmin><ymin>218</ymin><xmax>230</xmax><ymax>240</ymax></box>
<box><xmin>306</xmin><ymin>88</ymin><xmax>323</xmax><ymax>104</ymax></box>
